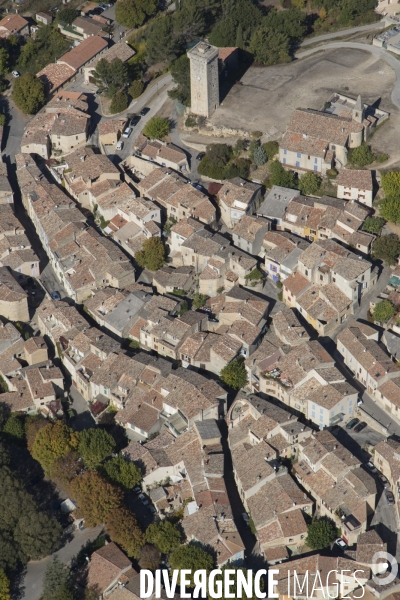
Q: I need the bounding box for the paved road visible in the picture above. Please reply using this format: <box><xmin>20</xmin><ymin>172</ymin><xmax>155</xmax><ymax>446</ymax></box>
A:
<box><xmin>21</xmin><ymin>526</ymin><xmax>103</xmax><ymax>600</ymax></box>
<box><xmin>2</xmin><ymin>100</ymin><xmax>29</xmax><ymax>162</ymax></box>
<box><xmin>69</xmin><ymin>385</ymin><xmax>95</xmax><ymax>431</ymax></box>
<box><xmin>299</xmin><ymin>20</ymin><xmax>388</xmax><ymax>47</ymax></box>
<box><xmin>297</xmin><ymin>41</ymin><xmax>400</xmax><ymax>109</ymax></box>
<box><xmin>361</xmin><ymin>391</ymin><xmax>400</xmax><ymax>437</ymax></box>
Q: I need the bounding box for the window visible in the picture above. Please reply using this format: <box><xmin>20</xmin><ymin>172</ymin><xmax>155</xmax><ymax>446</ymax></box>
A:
<box><xmin>297</xmin><ymin>152</ymin><xmax>301</xmax><ymax>158</ymax></box>
<box><xmin>314</xmin><ymin>166</ymin><xmax>318</xmax><ymax>172</ymax></box>
<box><xmin>314</xmin><ymin>158</ymin><xmax>318</xmax><ymax>164</ymax></box>
<box><xmin>320</xmin><ymin>275</ymin><xmax>323</xmax><ymax>281</ymax></box>
<box><xmin>76</xmin><ymin>136</ymin><xmax>78</xmax><ymax>140</ymax></box>
<box><xmin>296</xmin><ymin>161</ymin><xmax>300</xmax><ymax>168</ymax></box>
<box><xmin>283</xmin><ymin>158</ymin><xmax>286</xmax><ymax>164</ymax></box>
<box><xmin>289</xmin><ymin>538</ymin><xmax>294</xmax><ymax>542</ymax></box>
<box><xmin>311</xmin><ymin>411</ymin><xmax>315</xmax><ymax>418</ymax></box>
<box><xmin>320</xmin><ymin>408</ymin><xmax>323</xmax><ymax>413</ymax></box>
<box><xmin>305</xmin><ymin>269</ymin><xmax>308</xmax><ymax>276</ymax></box>
<box><xmin>283</xmin><ymin>149</ymin><xmax>287</xmax><ymax>155</ymax></box>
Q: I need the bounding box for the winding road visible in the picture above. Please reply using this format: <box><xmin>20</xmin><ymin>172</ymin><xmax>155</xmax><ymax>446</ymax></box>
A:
<box><xmin>299</xmin><ymin>20</ymin><xmax>388</xmax><ymax>47</ymax></box>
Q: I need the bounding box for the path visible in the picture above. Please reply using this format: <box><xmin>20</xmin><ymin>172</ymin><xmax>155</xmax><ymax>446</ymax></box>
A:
<box><xmin>296</xmin><ymin>41</ymin><xmax>400</xmax><ymax>109</ymax></box>
<box><xmin>299</xmin><ymin>20</ymin><xmax>388</xmax><ymax>47</ymax></box>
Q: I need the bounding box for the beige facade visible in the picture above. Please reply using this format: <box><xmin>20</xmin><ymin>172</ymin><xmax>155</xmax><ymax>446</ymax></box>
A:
<box><xmin>187</xmin><ymin>41</ymin><xmax>219</xmax><ymax>118</ymax></box>
<box><xmin>0</xmin><ymin>267</ymin><xmax>29</xmax><ymax>322</ymax></box>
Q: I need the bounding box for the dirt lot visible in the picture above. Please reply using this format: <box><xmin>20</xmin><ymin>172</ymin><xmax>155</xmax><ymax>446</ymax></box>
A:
<box><xmin>210</xmin><ymin>46</ymin><xmax>399</xmax><ymax>148</ymax></box>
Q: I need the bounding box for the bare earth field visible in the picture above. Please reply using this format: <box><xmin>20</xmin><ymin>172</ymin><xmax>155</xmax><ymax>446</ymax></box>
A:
<box><xmin>210</xmin><ymin>47</ymin><xmax>399</xmax><ymax>151</ymax></box>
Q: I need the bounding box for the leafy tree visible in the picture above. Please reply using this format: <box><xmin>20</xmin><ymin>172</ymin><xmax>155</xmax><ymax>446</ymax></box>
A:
<box><xmin>269</xmin><ymin>160</ymin><xmax>298</xmax><ymax>189</ymax></box>
<box><xmin>235</xmin><ymin>138</ymin><xmax>247</xmax><ymax>155</ymax></box>
<box><xmin>236</xmin><ymin>23</ymin><xmax>244</xmax><ymax>49</ymax></box>
<box><xmin>3</xmin><ymin>413</ymin><xmax>25</xmax><ymax>444</ymax></box>
<box><xmin>53</xmin><ymin>583</ymin><xmax>75</xmax><ymax>600</ymax></box>
<box><xmin>57</xmin><ymin>8</ymin><xmax>79</xmax><ymax>25</ymax></box>
<box><xmin>12</xmin><ymin>73</ymin><xmax>45</xmax><ymax>114</ymax></box>
<box><xmin>192</xmin><ymin>293</ymin><xmax>208</xmax><ymax>309</ymax></box>
<box><xmin>348</xmin><ymin>144</ymin><xmax>375</xmax><ymax>167</ymax></box>
<box><xmin>382</xmin><ymin>171</ymin><xmax>400</xmax><ymax>198</ymax></box>
<box><xmin>263</xmin><ymin>7</ymin><xmax>307</xmax><ymax>42</ymax></box>
<box><xmin>306</xmin><ymin>517</ymin><xmax>338</xmax><ymax>550</ymax></box>
<box><xmin>49</xmin><ymin>451</ymin><xmax>80</xmax><ymax>492</ymax></box>
<box><xmin>138</xmin><ymin>544</ymin><xmax>161</xmax><ymax>570</ymax></box>
<box><xmin>362</xmin><ymin>216</ymin><xmax>386</xmax><ymax>234</ymax></box>
<box><xmin>70</xmin><ymin>471</ymin><xmax>123</xmax><ymax>527</ymax></box>
<box><xmin>380</xmin><ymin>197</ymin><xmax>400</xmax><ymax>224</ymax></box>
<box><xmin>42</xmin><ymin>555</ymin><xmax>69</xmax><ymax>600</ymax></box>
<box><xmin>168</xmin><ymin>55</ymin><xmax>191</xmax><ymax>106</ymax></box>
<box><xmin>146</xmin><ymin>520</ymin><xmax>182</xmax><ymax>554</ymax></box>
<box><xmin>146</xmin><ymin>16</ymin><xmax>180</xmax><ymax>65</ymax></box>
<box><xmin>93</xmin><ymin>58</ymin><xmax>128</xmax><ymax>90</ymax></box>
<box><xmin>178</xmin><ymin>300</ymin><xmax>189</xmax><ymax>315</ymax></box>
<box><xmin>106</xmin><ymin>507</ymin><xmax>145</xmax><ymax>558</ymax></box>
<box><xmin>298</xmin><ymin>172</ymin><xmax>322</xmax><ymax>196</ymax></box>
<box><xmin>254</xmin><ymin>145</ymin><xmax>267</xmax><ymax>166</ymax></box>
<box><xmin>25</xmin><ymin>414</ymin><xmax>47</xmax><ymax>451</ymax></box>
<box><xmin>110</xmin><ymin>90</ymin><xmax>128</xmax><ymax>114</ymax></box>
<box><xmin>170</xmin><ymin>544</ymin><xmax>214</xmax><ymax>586</ymax></box>
<box><xmin>17</xmin><ymin>26</ymin><xmax>69</xmax><ymax>75</ymax></box>
<box><xmin>372</xmin><ymin>234</ymin><xmax>400</xmax><ymax>265</ymax></box>
<box><xmin>0</xmin><ymin>442</ymin><xmax>10</xmax><ymax>467</ymax></box>
<box><xmin>143</xmin><ymin>116</ymin><xmax>170</xmax><ymax>139</ymax></box>
<box><xmin>173</xmin><ymin>0</ymin><xmax>206</xmax><ymax>46</ymax></box>
<box><xmin>135</xmin><ymin>237</ymin><xmax>166</xmax><ymax>271</ymax></box>
<box><xmin>78</xmin><ymin>428</ymin><xmax>115</xmax><ymax>469</ymax></box>
<box><xmin>129</xmin><ymin>79</ymin><xmax>144</xmax><ymax>99</ymax></box>
<box><xmin>250</xmin><ymin>25</ymin><xmax>291</xmax><ymax>65</ymax></box>
<box><xmin>373</xmin><ymin>300</ymin><xmax>396</xmax><ymax>323</ymax></box>
<box><xmin>0</xmin><ymin>569</ymin><xmax>10</xmax><ymax>600</ymax></box>
<box><xmin>263</xmin><ymin>140</ymin><xmax>279</xmax><ymax>160</ymax></box>
<box><xmin>209</xmin><ymin>0</ymin><xmax>262</xmax><ymax>46</ymax></box>
<box><xmin>115</xmin><ymin>0</ymin><xmax>157</xmax><ymax>28</ymax></box>
<box><xmin>0</xmin><ymin>48</ymin><xmax>9</xmax><ymax>76</ymax></box>
<box><xmin>198</xmin><ymin>143</ymin><xmax>233</xmax><ymax>179</ymax></box>
<box><xmin>220</xmin><ymin>357</ymin><xmax>248</xmax><ymax>390</ymax></box>
<box><xmin>32</xmin><ymin>421</ymin><xmax>79</xmax><ymax>473</ymax></box>
<box><xmin>224</xmin><ymin>157</ymin><xmax>251</xmax><ymax>179</ymax></box>
<box><xmin>102</xmin><ymin>454</ymin><xmax>142</xmax><ymax>490</ymax></box>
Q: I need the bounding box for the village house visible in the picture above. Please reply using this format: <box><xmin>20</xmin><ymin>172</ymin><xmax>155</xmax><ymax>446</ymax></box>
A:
<box><xmin>152</xmin><ymin>266</ymin><xmax>194</xmax><ymax>295</ymax></box>
<box><xmin>257</xmin><ymin>185</ymin><xmax>300</xmax><ymax>229</ymax></box>
<box><xmin>0</xmin><ymin>14</ymin><xmax>29</xmax><ymax>38</ymax></box>
<box><xmin>36</xmin><ymin>12</ymin><xmax>53</xmax><ymax>25</ymax></box>
<box><xmin>57</xmin><ymin>36</ymin><xmax>109</xmax><ymax>73</ymax></box>
<box><xmin>262</xmin><ymin>231</ymin><xmax>310</xmax><ymax>282</ymax></box>
<box><xmin>231</xmin><ymin>215</ymin><xmax>270</xmax><ymax>256</ymax></box>
<box><xmin>36</xmin><ymin>299</ymin><xmax>88</xmax><ymax>348</ymax></box>
<box><xmin>58</xmin><ymin>15</ymin><xmax>108</xmax><ymax>41</ymax></box>
<box><xmin>83</xmin><ymin>542</ymin><xmax>134</xmax><ymax>599</ymax></box>
<box><xmin>374</xmin><ymin>438</ymin><xmax>400</xmax><ymax>510</ymax></box>
<box><xmin>136</xmin><ymin>136</ymin><xmax>189</xmax><ymax>172</ymax></box>
<box><xmin>0</xmin><ymin>266</ymin><xmax>29</xmax><ymax>322</ymax></box>
<box><xmin>0</xmin><ymin>161</ymin><xmax>13</xmax><ymax>205</ymax></box>
<box><xmin>0</xmin><ymin>204</ymin><xmax>40</xmax><ymax>280</ymax></box>
<box><xmin>83</xmin><ymin>42</ymin><xmax>136</xmax><ymax>84</ymax></box>
<box><xmin>294</xmin><ymin>430</ymin><xmax>376</xmax><ymax>545</ymax></box>
<box><xmin>98</xmin><ymin>119</ymin><xmax>127</xmax><ymax>147</ymax></box>
<box><xmin>23</xmin><ymin>336</ymin><xmax>48</xmax><ymax>365</ymax></box>
<box><xmin>337</xmin><ymin>169</ymin><xmax>374</xmax><ymax>207</ymax></box>
<box><xmin>283</xmin><ymin>239</ymin><xmax>376</xmax><ymax>335</ymax></box>
<box><xmin>217</xmin><ymin>178</ymin><xmax>263</xmax><ymax>229</ymax></box>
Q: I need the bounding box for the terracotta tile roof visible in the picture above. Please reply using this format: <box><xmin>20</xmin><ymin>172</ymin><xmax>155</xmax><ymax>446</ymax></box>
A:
<box><xmin>283</xmin><ymin>271</ymin><xmax>310</xmax><ymax>296</ymax></box>
<box><xmin>59</xmin><ymin>36</ymin><xmax>108</xmax><ymax>70</ymax></box>
<box><xmin>88</xmin><ymin>42</ymin><xmax>135</xmax><ymax>68</ymax></box>
<box><xmin>37</xmin><ymin>63</ymin><xmax>75</xmax><ymax>94</ymax></box>
<box><xmin>232</xmin><ymin>215</ymin><xmax>267</xmax><ymax>241</ymax></box>
<box><xmin>86</xmin><ymin>543</ymin><xmax>131</xmax><ymax>595</ymax></box>
<box><xmin>338</xmin><ymin>169</ymin><xmax>373</xmax><ymax>191</ymax></box>
<box><xmin>0</xmin><ymin>14</ymin><xmax>28</xmax><ymax>34</ymax></box>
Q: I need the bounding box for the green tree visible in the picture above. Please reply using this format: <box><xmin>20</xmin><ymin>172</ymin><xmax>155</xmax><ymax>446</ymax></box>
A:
<box><xmin>382</xmin><ymin>171</ymin><xmax>400</xmax><ymax>198</ymax></box>
<box><xmin>57</xmin><ymin>8</ymin><xmax>79</xmax><ymax>25</ymax></box>
<box><xmin>93</xmin><ymin>58</ymin><xmax>128</xmax><ymax>90</ymax></box>
<box><xmin>253</xmin><ymin>144</ymin><xmax>267</xmax><ymax>166</ymax></box>
<box><xmin>145</xmin><ymin>16</ymin><xmax>180</xmax><ymax>65</ymax></box>
<box><xmin>298</xmin><ymin>172</ymin><xmax>322</xmax><ymax>196</ymax></box>
<box><xmin>362</xmin><ymin>216</ymin><xmax>386</xmax><ymax>234</ymax></box>
<box><xmin>49</xmin><ymin>451</ymin><xmax>80</xmax><ymax>492</ymax></box>
<box><xmin>0</xmin><ymin>569</ymin><xmax>10</xmax><ymax>600</ymax></box>
<box><xmin>102</xmin><ymin>454</ymin><xmax>142</xmax><ymax>490</ymax></box>
<box><xmin>209</xmin><ymin>0</ymin><xmax>262</xmax><ymax>47</ymax></box>
<box><xmin>25</xmin><ymin>414</ymin><xmax>47</xmax><ymax>452</ymax></box>
<box><xmin>42</xmin><ymin>555</ymin><xmax>69</xmax><ymax>600</ymax></box>
<box><xmin>169</xmin><ymin>544</ymin><xmax>214</xmax><ymax>586</ymax></box>
<box><xmin>192</xmin><ymin>293</ymin><xmax>208</xmax><ymax>309</ymax></box>
<box><xmin>3</xmin><ymin>413</ymin><xmax>25</xmax><ymax>444</ymax></box>
<box><xmin>372</xmin><ymin>234</ymin><xmax>400</xmax><ymax>265</ymax></box>
<box><xmin>106</xmin><ymin>507</ymin><xmax>145</xmax><ymax>558</ymax></box>
<box><xmin>17</xmin><ymin>26</ymin><xmax>69</xmax><ymax>75</ymax></box>
<box><xmin>32</xmin><ymin>421</ymin><xmax>79</xmax><ymax>473</ymax></box>
<box><xmin>143</xmin><ymin>116</ymin><xmax>170</xmax><ymax>139</ymax></box>
<box><xmin>110</xmin><ymin>90</ymin><xmax>128</xmax><ymax>114</ymax></box>
<box><xmin>263</xmin><ymin>140</ymin><xmax>279</xmax><ymax>160</ymax></box>
<box><xmin>135</xmin><ymin>237</ymin><xmax>166</xmax><ymax>271</ymax></box>
<box><xmin>220</xmin><ymin>357</ymin><xmax>248</xmax><ymax>390</ymax></box>
<box><xmin>0</xmin><ymin>48</ymin><xmax>9</xmax><ymax>76</ymax></box>
<box><xmin>70</xmin><ymin>471</ymin><xmax>123</xmax><ymax>527</ymax></box>
<box><xmin>306</xmin><ymin>517</ymin><xmax>338</xmax><ymax>550</ymax></box>
<box><xmin>129</xmin><ymin>79</ymin><xmax>144</xmax><ymax>99</ymax></box>
<box><xmin>269</xmin><ymin>160</ymin><xmax>298</xmax><ymax>189</ymax></box>
<box><xmin>236</xmin><ymin>23</ymin><xmax>244</xmax><ymax>49</ymax></box>
<box><xmin>78</xmin><ymin>428</ymin><xmax>115</xmax><ymax>469</ymax></box>
<box><xmin>380</xmin><ymin>197</ymin><xmax>400</xmax><ymax>224</ymax></box>
<box><xmin>373</xmin><ymin>300</ymin><xmax>396</xmax><ymax>323</ymax></box>
<box><xmin>250</xmin><ymin>25</ymin><xmax>291</xmax><ymax>65</ymax></box>
<box><xmin>115</xmin><ymin>0</ymin><xmax>157</xmax><ymax>27</ymax></box>
<box><xmin>224</xmin><ymin>157</ymin><xmax>251</xmax><ymax>179</ymax></box>
<box><xmin>12</xmin><ymin>73</ymin><xmax>45</xmax><ymax>114</ymax></box>
<box><xmin>168</xmin><ymin>55</ymin><xmax>191</xmax><ymax>106</ymax></box>
<box><xmin>198</xmin><ymin>143</ymin><xmax>233</xmax><ymax>179</ymax></box>
<box><xmin>173</xmin><ymin>0</ymin><xmax>206</xmax><ymax>46</ymax></box>
<box><xmin>348</xmin><ymin>144</ymin><xmax>375</xmax><ymax>167</ymax></box>
<box><xmin>146</xmin><ymin>520</ymin><xmax>182</xmax><ymax>554</ymax></box>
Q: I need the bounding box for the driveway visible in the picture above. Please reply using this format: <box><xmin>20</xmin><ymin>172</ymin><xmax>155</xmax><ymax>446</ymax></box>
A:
<box><xmin>20</xmin><ymin>526</ymin><xmax>103</xmax><ymax>600</ymax></box>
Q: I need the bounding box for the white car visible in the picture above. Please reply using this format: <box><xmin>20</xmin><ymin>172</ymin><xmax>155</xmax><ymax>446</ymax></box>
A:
<box><xmin>12</xmin><ymin>71</ymin><xmax>20</xmax><ymax>78</ymax></box>
<box><xmin>366</xmin><ymin>461</ymin><xmax>378</xmax><ymax>474</ymax></box>
<box><xmin>116</xmin><ymin>140</ymin><xmax>123</xmax><ymax>151</ymax></box>
<box><xmin>122</xmin><ymin>127</ymin><xmax>132</xmax><ymax>138</ymax></box>
<box><xmin>335</xmin><ymin>538</ymin><xmax>347</xmax><ymax>549</ymax></box>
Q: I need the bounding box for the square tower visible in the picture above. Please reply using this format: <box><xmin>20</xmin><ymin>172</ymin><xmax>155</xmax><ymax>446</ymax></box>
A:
<box><xmin>187</xmin><ymin>41</ymin><xmax>219</xmax><ymax>118</ymax></box>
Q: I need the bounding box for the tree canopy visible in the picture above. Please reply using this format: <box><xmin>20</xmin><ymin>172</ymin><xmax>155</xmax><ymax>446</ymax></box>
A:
<box><xmin>220</xmin><ymin>357</ymin><xmax>248</xmax><ymax>390</ymax></box>
<box><xmin>362</xmin><ymin>216</ymin><xmax>386</xmax><ymax>234</ymax></box>
<box><xmin>145</xmin><ymin>520</ymin><xmax>182</xmax><ymax>554</ymax></box>
<box><xmin>306</xmin><ymin>517</ymin><xmax>338</xmax><ymax>550</ymax></box>
<box><xmin>129</xmin><ymin>79</ymin><xmax>144</xmax><ymax>99</ymax></box>
<box><xmin>42</xmin><ymin>555</ymin><xmax>70</xmax><ymax>600</ymax></box>
<box><xmin>268</xmin><ymin>160</ymin><xmax>298</xmax><ymax>189</ymax></box>
<box><xmin>115</xmin><ymin>0</ymin><xmax>157</xmax><ymax>28</ymax></box>
<box><xmin>198</xmin><ymin>143</ymin><xmax>234</xmax><ymax>179</ymax></box>
<box><xmin>57</xmin><ymin>8</ymin><xmax>79</xmax><ymax>25</ymax></box>
<box><xmin>380</xmin><ymin>197</ymin><xmax>400</xmax><ymax>224</ymax></box>
<box><xmin>92</xmin><ymin>58</ymin><xmax>127</xmax><ymax>90</ymax></box>
<box><xmin>70</xmin><ymin>471</ymin><xmax>123</xmax><ymax>527</ymax></box>
<box><xmin>78</xmin><ymin>428</ymin><xmax>115</xmax><ymax>469</ymax></box>
<box><xmin>135</xmin><ymin>237</ymin><xmax>166</xmax><ymax>271</ymax></box>
<box><xmin>142</xmin><ymin>116</ymin><xmax>170</xmax><ymax>140</ymax></box>
<box><xmin>0</xmin><ymin>569</ymin><xmax>10</xmax><ymax>600</ymax></box>
<box><xmin>106</xmin><ymin>507</ymin><xmax>145</xmax><ymax>558</ymax></box>
<box><xmin>298</xmin><ymin>172</ymin><xmax>322</xmax><ymax>196</ymax></box>
<box><xmin>382</xmin><ymin>171</ymin><xmax>400</xmax><ymax>198</ymax></box>
<box><xmin>169</xmin><ymin>544</ymin><xmax>214</xmax><ymax>586</ymax></box>
<box><xmin>32</xmin><ymin>421</ymin><xmax>79</xmax><ymax>473</ymax></box>
<box><xmin>12</xmin><ymin>73</ymin><xmax>45</xmax><ymax>114</ymax></box>
<box><xmin>372</xmin><ymin>234</ymin><xmax>400</xmax><ymax>265</ymax></box>
<box><xmin>169</xmin><ymin>55</ymin><xmax>191</xmax><ymax>107</ymax></box>
<box><xmin>263</xmin><ymin>141</ymin><xmax>279</xmax><ymax>160</ymax></box>
<box><xmin>192</xmin><ymin>293</ymin><xmax>208</xmax><ymax>309</ymax></box>
<box><xmin>373</xmin><ymin>300</ymin><xmax>396</xmax><ymax>323</ymax></box>
<box><xmin>2</xmin><ymin>413</ymin><xmax>25</xmax><ymax>445</ymax></box>
<box><xmin>49</xmin><ymin>451</ymin><xmax>81</xmax><ymax>492</ymax></box>
<box><xmin>250</xmin><ymin>25</ymin><xmax>290</xmax><ymax>65</ymax></box>
<box><xmin>102</xmin><ymin>454</ymin><xmax>142</xmax><ymax>490</ymax></box>
<box><xmin>348</xmin><ymin>144</ymin><xmax>375</xmax><ymax>167</ymax></box>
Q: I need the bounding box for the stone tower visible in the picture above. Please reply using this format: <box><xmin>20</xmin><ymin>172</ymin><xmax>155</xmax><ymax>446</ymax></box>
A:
<box><xmin>187</xmin><ymin>41</ymin><xmax>219</xmax><ymax>118</ymax></box>
<box><xmin>352</xmin><ymin>95</ymin><xmax>365</xmax><ymax>124</ymax></box>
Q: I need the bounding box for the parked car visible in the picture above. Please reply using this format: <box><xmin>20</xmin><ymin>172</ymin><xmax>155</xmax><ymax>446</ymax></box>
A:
<box><xmin>149</xmin><ymin>505</ymin><xmax>156</xmax><ymax>514</ymax></box>
<box><xmin>133</xmin><ymin>485</ymin><xmax>141</xmax><ymax>494</ymax></box>
<box><xmin>12</xmin><ymin>71</ymin><xmax>20</xmax><ymax>78</ymax></box>
<box><xmin>122</xmin><ymin>127</ymin><xmax>132</xmax><ymax>138</ymax></box>
<box><xmin>199</xmin><ymin>307</ymin><xmax>212</xmax><ymax>313</ymax></box>
<box><xmin>116</xmin><ymin>140</ymin><xmax>124</xmax><ymax>151</ymax></box>
<box><xmin>354</xmin><ymin>421</ymin><xmax>367</xmax><ymax>433</ymax></box>
<box><xmin>380</xmin><ymin>475</ymin><xmax>390</xmax><ymax>489</ymax></box>
<box><xmin>140</xmin><ymin>107</ymin><xmax>150</xmax><ymax>116</ymax></box>
<box><xmin>67</xmin><ymin>408</ymin><xmax>76</xmax><ymax>421</ymax></box>
<box><xmin>208</xmin><ymin>317</ymin><xmax>219</xmax><ymax>323</ymax></box>
<box><xmin>335</xmin><ymin>538</ymin><xmax>347</xmax><ymax>549</ymax></box>
<box><xmin>386</xmin><ymin>491</ymin><xmax>395</xmax><ymax>505</ymax></box>
<box><xmin>365</xmin><ymin>461</ymin><xmax>377</xmax><ymax>474</ymax></box>
<box><xmin>196</xmin><ymin>152</ymin><xmax>205</xmax><ymax>160</ymax></box>
<box><xmin>50</xmin><ymin>291</ymin><xmax>61</xmax><ymax>301</ymax></box>
<box><xmin>346</xmin><ymin>418</ymin><xmax>359</xmax><ymax>430</ymax></box>
<box><xmin>242</xmin><ymin>513</ymin><xmax>250</xmax><ymax>524</ymax></box>
<box><xmin>138</xmin><ymin>493</ymin><xmax>149</xmax><ymax>506</ymax></box>
<box><xmin>130</xmin><ymin>115</ymin><xmax>141</xmax><ymax>126</ymax></box>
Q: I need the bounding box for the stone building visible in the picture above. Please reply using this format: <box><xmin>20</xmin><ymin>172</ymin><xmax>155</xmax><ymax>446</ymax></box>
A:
<box><xmin>187</xmin><ymin>41</ymin><xmax>219</xmax><ymax>118</ymax></box>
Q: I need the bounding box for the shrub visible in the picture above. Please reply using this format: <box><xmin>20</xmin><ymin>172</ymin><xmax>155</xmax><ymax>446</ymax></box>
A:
<box><xmin>262</xmin><ymin>141</ymin><xmax>279</xmax><ymax>160</ymax></box>
<box><xmin>128</xmin><ymin>79</ymin><xmax>144</xmax><ymax>99</ymax></box>
<box><xmin>143</xmin><ymin>116</ymin><xmax>170</xmax><ymax>139</ymax></box>
<box><xmin>185</xmin><ymin>115</ymin><xmax>197</xmax><ymax>128</ymax></box>
<box><xmin>110</xmin><ymin>91</ymin><xmax>128</xmax><ymax>114</ymax></box>
<box><xmin>348</xmin><ymin>144</ymin><xmax>375</xmax><ymax>167</ymax></box>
